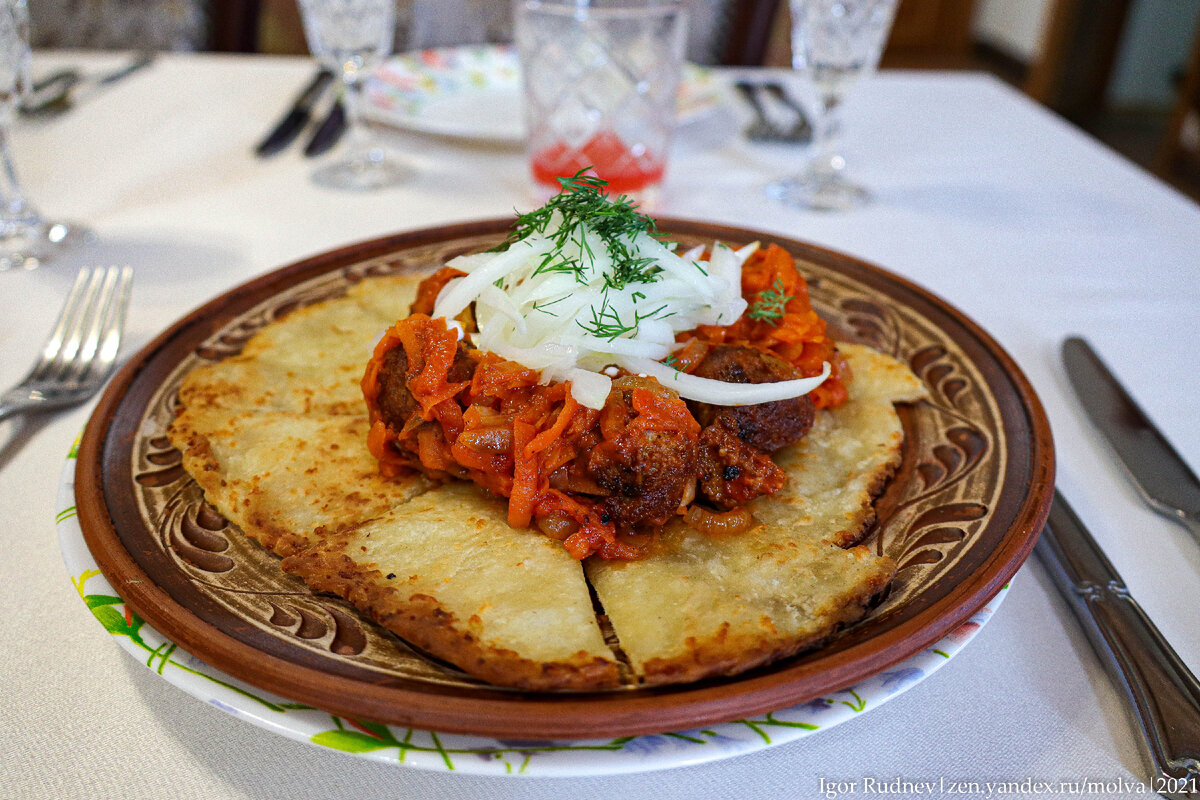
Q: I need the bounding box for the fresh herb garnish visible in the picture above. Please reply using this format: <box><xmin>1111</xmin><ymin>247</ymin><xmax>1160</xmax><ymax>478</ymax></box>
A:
<box><xmin>747</xmin><ymin>278</ymin><xmax>793</xmax><ymax>325</ymax></box>
<box><xmin>496</xmin><ymin>170</ymin><xmax>669</xmax><ymax>290</ymax></box>
<box><xmin>531</xmin><ymin>295</ymin><xmax>569</xmax><ymax>315</ymax></box>
<box><xmin>576</xmin><ymin>291</ymin><xmax>671</xmax><ymax>341</ymax></box>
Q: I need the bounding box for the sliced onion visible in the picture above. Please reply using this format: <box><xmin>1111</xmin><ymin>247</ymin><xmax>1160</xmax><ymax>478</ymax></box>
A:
<box><xmin>423</xmin><ymin>206</ymin><xmax>794</xmax><ymax>409</ymax></box>
<box><xmin>434</xmin><ymin>236</ymin><xmax>552</xmax><ymax>321</ymax></box>
<box><xmin>616</xmin><ymin>356</ymin><xmax>831</xmax><ymax>406</ymax></box>
<box><xmin>566</xmin><ymin>367</ymin><xmax>612</xmax><ymax>410</ymax></box>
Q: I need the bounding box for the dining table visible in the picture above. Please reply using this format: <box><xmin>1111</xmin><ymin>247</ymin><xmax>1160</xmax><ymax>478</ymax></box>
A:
<box><xmin>2</xmin><ymin>50</ymin><xmax>1198</xmax><ymax>800</ymax></box>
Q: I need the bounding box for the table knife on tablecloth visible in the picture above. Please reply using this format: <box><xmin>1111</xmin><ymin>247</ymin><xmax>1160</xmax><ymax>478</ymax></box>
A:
<box><xmin>1063</xmin><ymin>336</ymin><xmax>1200</xmax><ymax>542</ymax></box>
<box><xmin>1037</xmin><ymin>492</ymin><xmax>1200</xmax><ymax>799</ymax></box>
<box><xmin>255</xmin><ymin>69</ymin><xmax>334</xmax><ymax>158</ymax></box>
<box><xmin>304</xmin><ymin>96</ymin><xmax>346</xmax><ymax>158</ymax></box>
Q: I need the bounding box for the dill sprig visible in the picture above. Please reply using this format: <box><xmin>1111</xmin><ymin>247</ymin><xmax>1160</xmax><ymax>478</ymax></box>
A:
<box><xmin>531</xmin><ymin>295</ymin><xmax>569</xmax><ymax>315</ymax></box>
<box><xmin>747</xmin><ymin>278</ymin><xmax>793</xmax><ymax>325</ymax></box>
<box><xmin>576</xmin><ymin>291</ymin><xmax>672</xmax><ymax>341</ymax></box>
<box><xmin>496</xmin><ymin>170</ymin><xmax>668</xmax><ymax>289</ymax></box>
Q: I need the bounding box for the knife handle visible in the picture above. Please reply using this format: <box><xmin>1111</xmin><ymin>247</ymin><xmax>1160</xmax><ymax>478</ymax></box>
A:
<box><xmin>1169</xmin><ymin>510</ymin><xmax>1200</xmax><ymax>545</ymax></box>
<box><xmin>1039</xmin><ymin>497</ymin><xmax>1200</xmax><ymax>795</ymax></box>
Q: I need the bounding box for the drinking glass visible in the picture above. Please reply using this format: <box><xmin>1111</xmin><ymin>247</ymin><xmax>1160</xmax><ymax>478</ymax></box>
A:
<box><xmin>766</xmin><ymin>0</ymin><xmax>899</xmax><ymax>211</ymax></box>
<box><xmin>515</xmin><ymin>0</ymin><xmax>688</xmax><ymax>209</ymax></box>
<box><xmin>0</xmin><ymin>0</ymin><xmax>88</xmax><ymax>271</ymax></box>
<box><xmin>297</xmin><ymin>0</ymin><xmax>410</xmax><ymax>191</ymax></box>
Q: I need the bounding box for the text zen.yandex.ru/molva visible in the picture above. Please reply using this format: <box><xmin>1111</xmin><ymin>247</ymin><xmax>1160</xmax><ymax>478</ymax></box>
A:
<box><xmin>816</xmin><ymin>776</ymin><xmax>1155</xmax><ymax>798</ymax></box>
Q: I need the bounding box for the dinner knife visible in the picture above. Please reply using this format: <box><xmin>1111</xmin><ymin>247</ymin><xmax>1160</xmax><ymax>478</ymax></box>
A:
<box><xmin>303</xmin><ymin>96</ymin><xmax>346</xmax><ymax>158</ymax></box>
<box><xmin>1063</xmin><ymin>337</ymin><xmax>1200</xmax><ymax>541</ymax></box>
<box><xmin>1037</xmin><ymin>492</ymin><xmax>1200</xmax><ymax>799</ymax></box>
<box><xmin>255</xmin><ymin>69</ymin><xmax>334</xmax><ymax>158</ymax></box>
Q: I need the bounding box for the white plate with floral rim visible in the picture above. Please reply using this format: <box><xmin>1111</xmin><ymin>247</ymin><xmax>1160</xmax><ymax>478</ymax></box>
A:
<box><xmin>57</xmin><ymin>437</ymin><xmax>1008</xmax><ymax>778</ymax></box>
<box><xmin>362</xmin><ymin>44</ymin><xmax>724</xmax><ymax>144</ymax></box>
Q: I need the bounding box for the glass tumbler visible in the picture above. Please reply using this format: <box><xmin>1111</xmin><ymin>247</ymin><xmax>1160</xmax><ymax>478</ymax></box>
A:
<box><xmin>515</xmin><ymin>0</ymin><xmax>687</xmax><ymax>208</ymax></box>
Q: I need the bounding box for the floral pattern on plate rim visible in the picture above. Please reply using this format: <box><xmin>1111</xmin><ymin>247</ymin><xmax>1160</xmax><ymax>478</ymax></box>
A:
<box><xmin>366</xmin><ymin>43</ymin><xmax>720</xmax><ymax>121</ymax></box>
<box><xmin>57</xmin><ymin>438</ymin><xmax>1009</xmax><ymax>778</ymax></box>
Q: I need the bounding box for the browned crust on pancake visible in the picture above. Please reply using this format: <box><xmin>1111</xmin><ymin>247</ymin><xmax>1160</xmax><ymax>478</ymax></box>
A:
<box><xmin>638</xmin><ymin>549</ymin><xmax>894</xmax><ymax>685</ymax></box>
<box><xmin>828</xmin><ymin>454</ymin><xmax>902</xmax><ymax>548</ymax></box>
<box><xmin>282</xmin><ymin>544</ymin><xmax>621</xmax><ymax>691</ymax></box>
<box><xmin>166</xmin><ymin>430</ymin><xmax>294</xmax><ymax>554</ymax></box>
<box><xmin>167</xmin><ymin>407</ymin><xmax>432</xmax><ymax>556</ymax></box>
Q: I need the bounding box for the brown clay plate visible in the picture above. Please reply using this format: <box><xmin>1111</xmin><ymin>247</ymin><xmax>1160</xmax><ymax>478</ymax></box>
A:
<box><xmin>75</xmin><ymin>218</ymin><xmax>1054</xmax><ymax>741</ymax></box>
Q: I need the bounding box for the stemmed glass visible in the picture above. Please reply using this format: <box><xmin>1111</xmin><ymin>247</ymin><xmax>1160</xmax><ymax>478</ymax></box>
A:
<box><xmin>0</xmin><ymin>0</ymin><xmax>88</xmax><ymax>271</ymax></box>
<box><xmin>766</xmin><ymin>0</ymin><xmax>899</xmax><ymax>211</ymax></box>
<box><xmin>296</xmin><ymin>0</ymin><xmax>410</xmax><ymax>191</ymax></box>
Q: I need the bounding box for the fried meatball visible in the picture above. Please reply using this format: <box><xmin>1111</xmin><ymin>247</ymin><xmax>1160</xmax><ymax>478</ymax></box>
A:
<box><xmin>688</xmin><ymin>344</ymin><xmax>815</xmax><ymax>453</ymax></box>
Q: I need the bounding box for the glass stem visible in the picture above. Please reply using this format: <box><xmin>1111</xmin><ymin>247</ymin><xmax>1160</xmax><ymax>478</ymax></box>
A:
<box><xmin>810</xmin><ymin>89</ymin><xmax>846</xmax><ymax>182</ymax></box>
<box><xmin>340</xmin><ymin>75</ymin><xmax>381</xmax><ymax>168</ymax></box>
<box><xmin>0</xmin><ymin>122</ymin><xmax>38</xmax><ymax>226</ymax></box>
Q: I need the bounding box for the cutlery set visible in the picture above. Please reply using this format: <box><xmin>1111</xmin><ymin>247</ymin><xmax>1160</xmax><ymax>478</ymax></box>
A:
<box><xmin>1044</xmin><ymin>337</ymin><xmax>1200</xmax><ymax>798</ymax></box>
<box><xmin>255</xmin><ymin>69</ymin><xmax>347</xmax><ymax>159</ymax></box>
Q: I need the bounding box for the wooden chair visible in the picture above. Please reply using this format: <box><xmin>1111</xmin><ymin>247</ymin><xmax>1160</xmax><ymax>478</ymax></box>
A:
<box><xmin>210</xmin><ymin>0</ymin><xmax>262</xmax><ymax>52</ymax></box>
<box><xmin>719</xmin><ymin>0</ymin><xmax>784</xmax><ymax>66</ymax></box>
<box><xmin>1024</xmin><ymin>0</ymin><xmax>1133</xmax><ymax>124</ymax></box>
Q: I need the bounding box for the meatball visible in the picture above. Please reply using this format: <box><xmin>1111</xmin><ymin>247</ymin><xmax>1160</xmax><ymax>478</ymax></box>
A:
<box><xmin>586</xmin><ymin>387</ymin><xmax>698</xmax><ymax>529</ymax></box>
<box><xmin>374</xmin><ymin>340</ymin><xmax>477</xmax><ymax>430</ymax></box>
<box><xmin>688</xmin><ymin>345</ymin><xmax>815</xmax><ymax>453</ymax></box>
<box><xmin>695</xmin><ymin>420</ymin><xmax>787</xmax><ymax>509</ymax></box>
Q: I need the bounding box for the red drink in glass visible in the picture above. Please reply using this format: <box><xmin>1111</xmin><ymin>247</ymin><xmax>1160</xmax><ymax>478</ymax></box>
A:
<box><xmin>516</xmin><ymin>0</ymin><xmax>687</xmax><ymax>209</ymax></box>
<box><xmin>530</xmin><ymin>131</ymin><xmax>666</xmax><ymax>198</ymax></box>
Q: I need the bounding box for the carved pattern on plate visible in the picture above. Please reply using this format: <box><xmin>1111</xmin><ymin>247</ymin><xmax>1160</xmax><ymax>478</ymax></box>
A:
<box><xmin>127</xmin><ymin>233</ymin><xmax>1005</xmax><ymax>690</ymax></box>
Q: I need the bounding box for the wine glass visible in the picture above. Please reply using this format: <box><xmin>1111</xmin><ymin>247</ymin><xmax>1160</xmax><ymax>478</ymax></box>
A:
<box><xmin>0</xmin><ymin>0</ymin><xmax>89</xmax><ymax>271</ymax></box>
<box><xmin>766</xmin><ymin>0</ymin><xmax>899</xmax><ymax>211</ymax></box>
<box><xmin>296</xmin><ymin>0</ymin><xmax>410</xmax><ymax>191</ymax></box>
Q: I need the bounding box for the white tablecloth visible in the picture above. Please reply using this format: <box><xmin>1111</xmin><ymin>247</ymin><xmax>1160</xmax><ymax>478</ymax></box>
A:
<box><xmin>3</xmin><ymin>52</ymin><xmax>1198</xmax><ymax>800</ymax></box>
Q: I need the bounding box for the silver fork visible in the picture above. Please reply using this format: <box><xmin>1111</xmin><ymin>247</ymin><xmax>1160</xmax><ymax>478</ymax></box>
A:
<box><xmin>0</xmin><ymin>266</ymin><xmax>132</xmax><ymax>423</ymax></box>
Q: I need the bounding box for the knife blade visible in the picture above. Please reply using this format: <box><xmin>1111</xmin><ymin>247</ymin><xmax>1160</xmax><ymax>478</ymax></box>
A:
<box><xmin>1037</xmin><ymin>491</ymin><xmax>1200</xmax><ymax>798</ymax></box>
<box><xmin>303</xmin><ymin>96</ymin><xmax>346</xmax><ymax>158</ymax></box>
<box><xmin>255</xmin><ymin>69</ymin><xmax>335</xmax><ymax>158</ymax></box>
<box><xmin>1063</xmin><ymin>336</ymin><xmax>1200</xmax><ymax>540</ymax></box>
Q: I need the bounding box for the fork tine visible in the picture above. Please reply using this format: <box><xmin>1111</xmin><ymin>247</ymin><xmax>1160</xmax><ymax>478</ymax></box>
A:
<box><xmin>88</xmin><ymin>266</ymin><xmax>132</xmax><ymax>380</ymax></box>
<box><xmin>68</xmin><ymin>268</ymin><xmax>121</xmax><ymax>379</ymax></box>
<box><xmin>41</xmin><ymin>268</ymin><xmax>106</xmax><ymax>383</ymax></box>
<box><xmin>63</xmin><ymin>266</ymin><xmax>122</xmax><ymax>384</ymax></box>
<box><xmin>28</xmin><ymin>268</ymin><xmax>93</xmax><ymax>381</ymax></box>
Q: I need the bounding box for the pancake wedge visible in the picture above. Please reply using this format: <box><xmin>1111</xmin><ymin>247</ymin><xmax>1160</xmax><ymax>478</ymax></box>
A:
<box><xmin>586</xmin><ymin>520</ymin><xmax>893</xmax><ymax>684</ymax></box>
<box><xmin>585</xmin><ymin>344</ymin><xmax>926</xmax><ymax>684</ymax></box>
<box><xmin>179</xmin><ymin>276</ymin><xmax>421</xmax><ymax>415</ymax></box>
<box><xmin>168</xmin><ymin>407</ymin><xmax>430</xmax><ymax>556</ymax></box>
<box><xmin>750</xmin><ymin>343</ymin><xmax>929</xmax><ymax>547</ymax></box>
<box><xmin>281</xmin><ymin>483</ymin><xmax>621</xmax><ymax>690</ymax></box>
